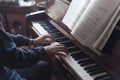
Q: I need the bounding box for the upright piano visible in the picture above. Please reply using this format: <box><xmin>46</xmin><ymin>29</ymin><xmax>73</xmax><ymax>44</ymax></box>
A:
<box><xmin>27</xmin><ymin>0</ymin><xmax>120</xmax><ymax>80</ymax></box>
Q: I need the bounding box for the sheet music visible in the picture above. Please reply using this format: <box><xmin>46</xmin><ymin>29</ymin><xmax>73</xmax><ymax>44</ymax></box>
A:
<box><xmin>93</xmin><ymin>5</ymin><xmax>120</xmax><ymax>50</ymax></box>
<box><xmin>62</xmin><ymin>0</ymin><xmax>91</xmax><ymax>30</ymax></box>
<box><xmin>71</xmin><ymin>0</ymin><xmax>120</xmax><ymax>48</ymax></box>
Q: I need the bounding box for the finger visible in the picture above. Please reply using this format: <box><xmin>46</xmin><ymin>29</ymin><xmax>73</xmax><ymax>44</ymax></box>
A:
<box><xmin>45</xmin><ymin>34</ymin><xmax>55</xmax><ymax>40</ymax></box>
<box><xmin>44</xmin><ymin>38</ymin><xmax>54</xmax><ymax>43</ymax></box>
<box><xmin>58</xmin><ymin>52</ymin><xmax>67</xmax><ymax>57</ymax></box>
<box><xmin>56</xmin><ymin>48</ymin><xmax>66</xmax><ymax>53</ymax></box>
<box><xmin>56</xmin><ymin>47</ymin><xmax>68</xmax><ymax>56</ymax></box>
<box><xmin>56</xmin><ymin>45</ymin><xmax>66</xmax><ymax>50</ymax></box>
<box><xmin>44</xmin><ymin>37</ymin><xmax>55</xmax><ymax>44</ymax></box>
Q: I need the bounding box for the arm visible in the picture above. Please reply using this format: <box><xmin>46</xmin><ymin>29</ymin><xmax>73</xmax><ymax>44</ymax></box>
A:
<box><xmin>0</xmin><ymin>41</ymin><xmax>46</xmax><ymax>69</ymax></box>
<box><xmin>0</xmin><ymin>16</ymin><xmax>30</xmax><ymax>47</ymax></box>
<box><xmin>0</xmin><ymin>29</ymin><xmax>46</xmax><ymax>69</ymax></box>
<box><xmin>6</xmin><ymin>32</ymin><xmax>30</xmax><ymax>47</ymax></box>
<box><xmin>6</xmin><ymin>33</ymin><xmax>55</xmax><ymax>47</ymax></box>
<box><xmin>0</xmin><ymin>29</ymin><xmax>66</xmax><ymax>69</ymax></box>
<box><xmin>0</xmin><ymin>45</ymin><xmax>46</xmax><ymax>69</ymax></box>
<box><xmin>0</xmin><ymin>17</ymin><xmax>66</xmax><ymax>69</ymax></box>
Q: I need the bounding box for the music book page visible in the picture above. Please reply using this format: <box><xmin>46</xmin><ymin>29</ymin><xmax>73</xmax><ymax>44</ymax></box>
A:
<box><xmin>62</xmin><ymin>0</ymin><xmax>91</xmax><ymax>30</ymax></box>
<box><xmin>93</xmin><ymin>5</ymin><xmax>120</xmax><ymax>50</ymax></box>
<box><xmin>71</xmin><ymin>0</ymin><xmax>120</xmax><ymax>49</ymax></box>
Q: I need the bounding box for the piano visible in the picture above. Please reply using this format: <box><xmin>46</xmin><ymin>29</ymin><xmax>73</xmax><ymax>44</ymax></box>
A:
<box><xmin>27</xmin><ymin>0</ymin><xmax>120</xmax><ymax>80</ymax></box>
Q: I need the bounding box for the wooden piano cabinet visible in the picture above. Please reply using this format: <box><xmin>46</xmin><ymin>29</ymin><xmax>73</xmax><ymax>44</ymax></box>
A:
<box><xmin>0</xmin><ymin>1</ymin><xmax>35</xmax><ymax>36</ymax></box>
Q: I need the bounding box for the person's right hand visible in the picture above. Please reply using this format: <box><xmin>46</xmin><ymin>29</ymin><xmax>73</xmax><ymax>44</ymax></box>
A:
<box><xmin>44</xmin><ymin>42</ymin><xmax>67</xmax><ymax>57</ymax></box>
<box><xmin>33</xmin><ymin>34</ymin><xmax>55</xmax><ymax>46</ymax></box>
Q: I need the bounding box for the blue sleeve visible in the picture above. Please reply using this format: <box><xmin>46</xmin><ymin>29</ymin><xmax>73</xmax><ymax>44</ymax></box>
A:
<box><xmin>0</xmin><ymin>46</ymin><xmax>46</xmax><ymax>69</ymax></box>
<box><xmin>0</xmin><ymin>29</ymin><xmax>46</xmax><ymax>69</ymax></box>
<box><xmin>1</xmin><ymin>46</ymin><xmax>46</xmax><ymax>69</ymax></box>
<box><xmin>6</xmin><ymin>32</ymin><xmax>30</xmax><ymax>47</ymax></box>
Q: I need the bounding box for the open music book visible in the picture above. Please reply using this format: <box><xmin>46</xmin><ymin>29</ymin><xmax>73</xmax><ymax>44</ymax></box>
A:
<box><xmin>62</xmin><ymin>0</ymin><xmax>120</xmax><ymax>50</ymax></box>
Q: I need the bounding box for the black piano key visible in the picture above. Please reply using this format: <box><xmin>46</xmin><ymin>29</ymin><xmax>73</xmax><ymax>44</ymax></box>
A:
<box><xmin>89</xmin><ymin>69</ymin><xmax>105</xmax><ymax>76</ymax></box>
<box><xmin>88</xmin><ymin>68</ymin><xmax>103</xmax><ymax>75</ymax></box>
<box><xmin>45</xmin><ymin>25</ymin><xmax>56</xmax><ymax>30</ymax></box>
<box><xmin>56</xmin><ymin>37</ymin><xmax>70</xmax><ymax>42</ymax></box>
<box><xmin>79</xmin><ymin>60</ymin><xmax>95</xmax><ymax>66</ymax></box>
<box><xmin>46</xmin><ymin>23</ymin><xmax>55</xmax><ymax>27</ymax></box>
<box><xmin>39</xmin><ymin>21</ymin><xmax>49</xmax><ymax>26</ymax></box>
<box><xmin>95</xmin><ymin>74</ymin><xmax>112</xmax><ymax>80</ymax></box>
<box><xmin>70</xmin><ymin>51</ymin><xmax>81</xmax><ymax>56</ymax></box>
<box><xmin>47</xmin><ymin>29</ymin><xmax>60</xmax><ymax>33</ymax></box>
<box><xmin>78</xmin><ymin>58</ymin><xmax>91</xmax><ymax>63</ymax></box>
<box><xmin>40</xmin><ymin>21</ymin><xmax>56</xmax><ymax>30</ymax></box>
<box><xmin>69</xmin><ymin>50</ymin><xmax>81</xmax><ymax>55</ymax></box>
<box><xmin>71</xmin><ymin>52</ymin><xmax>88</xmax><ymax>60</ymax></box>
<box><xmin>85</xmin><ymin>65</ymin><xmax>101</xmax><ymax>73</ymax></box>
<box><xmin>51</xmin><ymin>32</ymin><xmax>65</xmax><ymax>38</ymax></box>
<box><xmin>73</xmin><ymin>55</ymin><xmax>87</xmax><ymax>60</ymax></box>
<box><xmin>42</xmin><ymin>25</ymin><xmax>52</xmax><ymax>30</ymax></box>
<box><xmin>77</xmin><ymin>57</ymin><xmax>90</xmax><ymax>62</ymax></box>
<box><xmin>67</xmin><ymin>46</ymin><xmax>81</xmax><ymax>53</ymax></box>
<box><xmin>61</xmin><ymin>41</ymin><xmax>75</xmax><ymax>48</ymax></box>
<box><xmin>70</xmin><ymin>51</ymin><xmax>84</xmax><ymax>55</ymax></box>
<box><xmin>85</xmin><ymin>64</ymin><xmax>99</xmax><ymax>70</ymax></box>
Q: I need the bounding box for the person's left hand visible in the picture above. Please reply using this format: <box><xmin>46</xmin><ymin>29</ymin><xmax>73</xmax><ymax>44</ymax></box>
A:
<box><xmin>33</xmin><ymin>34</ymin><xmax>55</xmax><ymax>46</ymax></box>
<box><xmin>44</xmin><ymin>42</ymin><xmax>67</xmax><ymax>57</ymax></box>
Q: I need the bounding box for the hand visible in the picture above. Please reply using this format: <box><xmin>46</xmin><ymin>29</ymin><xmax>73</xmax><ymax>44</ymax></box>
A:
<box><xmin>44</xmin><ymin>42</ymin><xmax>67</xmax><ymax>57</ymax></box>
<box><xmin>33</xmin><ymin>34</ymin><xmax>55</xmax><ymax>46</ymax></box>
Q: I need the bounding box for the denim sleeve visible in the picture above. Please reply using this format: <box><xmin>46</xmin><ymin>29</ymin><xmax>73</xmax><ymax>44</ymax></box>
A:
<box><xmin>0</xmin><ymin>29</ymin><xmax>46</xmax><ymax>69</ymax></box>
<box><xmin>0</xmin><ymin>44</ymin><xmax>46</xmax><ymax>69</ymax></box>
<box><xmin>6</xmin><ymin>32</ymin><xmax>30</xmax><ymax>47</ymax></box>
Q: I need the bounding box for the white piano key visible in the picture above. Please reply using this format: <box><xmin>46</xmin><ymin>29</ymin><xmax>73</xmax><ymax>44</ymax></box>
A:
<box><xmin>69</xmin><ymin>51</ymin><xmax>82</xmax><ymax>55</ymax></box>
<box><xmin>59</xmin><ymin>40</ymin><xmax>71</xmax><ymax>44</ymax></box>
<box><xmin>66</xmin><ymin>46</ymin><xmax>78</xmax><ymax>49</ymax></box>
<box><xmin>77</xmin><ymin>58</ymin><xmax>90</xmax><ymax>63</ymax></box>
<box><xmin>32</xmin><ymin>22</ymin><xmax>48</xmax><ymax>35</ymax></box>
<box><xmin>55</xmin><ymin>36</ymin><xmax>66</xmax><ymax>40</ymax></box>
<box><xmin>62</xmin><ymin>55</ymin><xmax>94</xmax><ymax>80</ymax></box>
<box><xmin>82</xmin><ymin>63</ymin><xmax>97</xmax><ymax>68</ymax></box>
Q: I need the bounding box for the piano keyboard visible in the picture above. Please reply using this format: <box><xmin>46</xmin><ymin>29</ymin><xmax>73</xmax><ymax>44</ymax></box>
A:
<box><xmin>32</xmin><ymin>21</ymin><xmax>112</xmax><ymax>80</ymax></box>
